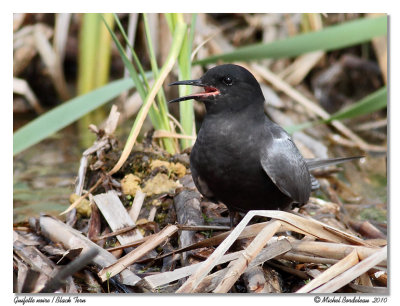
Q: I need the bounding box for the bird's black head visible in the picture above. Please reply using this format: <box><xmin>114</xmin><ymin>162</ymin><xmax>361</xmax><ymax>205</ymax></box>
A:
<box><xmin>169</xmin><ymin>64</ymin><xmax>264</xmax><ymax>113</ymax></box>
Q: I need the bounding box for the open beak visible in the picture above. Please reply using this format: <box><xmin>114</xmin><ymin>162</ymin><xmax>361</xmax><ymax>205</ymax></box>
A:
<box><xmin>168</xmin><ymin>79</ymin><xmax>220</xmax><ymax>103</ymax></box>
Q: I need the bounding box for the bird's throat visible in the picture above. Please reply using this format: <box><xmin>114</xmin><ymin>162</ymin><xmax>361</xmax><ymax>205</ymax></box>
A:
<box><xmin>204</xmin><ymin>96</ymin><xmax>265</xmax><ymax>117</ymax></box>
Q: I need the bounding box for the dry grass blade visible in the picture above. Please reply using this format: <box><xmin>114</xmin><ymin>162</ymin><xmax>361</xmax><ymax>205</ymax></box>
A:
<box><xmin>123</xmin><ymin>13</ymin><xmax>139</xmax><ymax>79</ymax></box>
<box><xmin>53</xmin><ymin>13</ymin><xmax>71</xmax><ymax>63</ymax></box>
<box><xmin>279</xmin><ymin>14</ymin><xmax>324</xmax><ymax>86</ymax></box>
<box><xmin>354</xmin><ymin>118</ymin><xmax>387</xmax><ymax>132</ymax></box>
<box><xmin>153</xmin><ymin>130</ymin><xmax>197</xmax><ymax>140</ymax></box>
<box><xmin>75</xmin><ymin>156</ymin><xmax>88</xmax><ymax>196</ymax></box>
<box><xmin>298</xmin><ymin>213</ymin><xmax>372</xmax><ymax>246</ymax></box>
<box><xmin>105</xmin><ymin>235</ymin><xmax>153</xmax><ymax>252</ymax></box>
<box><xmin>103</xmin><ymin>104</ymin><xmax>121</xmax><ymax>134</ymax></box>
<box><xmin>279</xmin><ymin>51</ymin><xmax>324</xmax><ymax>86</ymax></box>
<box><xmin>33</xmin><ymin>24</ymin><xmax>70</xmax><ymax>100</ymax></box>
<box><xmin>312</xmin><ymin>246</ymin><xmax>387</xmax><ymax>293</ymax></box>
<box><xmin>323</xmin><ymin>222</ymin><xmax>382</xmax><ymax>244</ymax></box>
<box><xmin>267</xmin><ymin>261</ymin><xmax>309</xmax><ymax>280</ymax></box>
<box><xmin>14</xmin><ymin>24</ymin><xmax>53</xmax><ymax>76</ymax></box>
<box><xmin>367</xmin><ymin>13</ymin><xmax>387</xmax><ymax>84</ymax></box>
<box><xmin>61</xmin><ymin>178</ymin><xmax>102</xmax><ymax>215</ymax></box>
<box><xmin>213</xmin><ymin>220</ymin><xmax>281</xmax><ymax>293</ymax></box>
<box><xmin>296</xmin><ymin>249</ymin><xmax>359</xmax><ymax>293</ymax></box>
<box><xmin>279</xmin><ymin>251</ymin><xmax>338</xmax><ymax>265</ymax></box>
<box><xmin>177</xmin><ymin>225</ymin><xmax>231</xmax><ymax>231</ymax></box>
<box><xmin>371</xmin><ymin>35</ymin><xmax>387</xmax><ymax>84</ymax></box>
<box><xmin>13</xmin><ymin>77</ymin><xmax>44</xmax><ymax>114</ymax></box>
<box><xmin>248</xmin><ymin>210</ymin><xmax>365</xmax><ymax>244</ymax></box>
<box><xmin>92</xmin><ymin>225</ymin><xmax>138</xmax><ymax>242</ymax></box>
<box><xmin>98</xmin><ymin>224</ymin><xmax>178</xmax><ymax>282</ymax></box>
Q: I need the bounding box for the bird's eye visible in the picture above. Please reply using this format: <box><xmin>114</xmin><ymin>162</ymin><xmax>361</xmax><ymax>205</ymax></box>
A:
<box><xmin>222</xmin><ymin>76</ymin><xmax>233</xmax><ymax>86</ymax></box>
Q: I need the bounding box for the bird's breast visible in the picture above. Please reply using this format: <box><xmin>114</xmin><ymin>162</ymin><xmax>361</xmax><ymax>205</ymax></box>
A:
<box><xmin>191</xmin><ymin>117</ymin><xmax>263</xmax><ymax>184</ymax></box>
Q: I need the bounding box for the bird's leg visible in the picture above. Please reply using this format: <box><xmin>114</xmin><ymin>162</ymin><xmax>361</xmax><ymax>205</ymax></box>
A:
<box><xmin>229</xmin><ymin>210</ymin><xmax>236</xmax><ymax>229</ymax></box>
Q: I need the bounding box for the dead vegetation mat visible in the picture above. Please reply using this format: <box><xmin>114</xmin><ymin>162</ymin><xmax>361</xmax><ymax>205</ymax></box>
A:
<box><xmin>13</xmin><ymin>129</ymin><xmax>387</xmax><ymax>294</ymax></box>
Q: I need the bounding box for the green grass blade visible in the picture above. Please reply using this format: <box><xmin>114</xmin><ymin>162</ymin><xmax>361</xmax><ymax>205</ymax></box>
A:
<box><xmin>195</xmin><ymin>15</ymin><xmax>387</xmax><ymax>65</ymax></box>
<box><xmin>142</xmin><ymin>15</ymin><xmax>171</xmax><ymax>119</ymax></box>
<box><xmin>102</xmin><ymin>16</ymin><xmax>147</xmax><ymax>100</ymax></box>
<box><xmin>128</xmin><ymin>20</ymin><xmax>186</xmax><ymax>141</ymax></box>
<box><xmin>77</xmin><ymin>13</ymin><xmax>100</xmax><ymax>95</ymax></box>
<box><xmin>112</xmin><ymin>13</ymin><xmax>150</xmax><ymax>91</ymax></box>
<box><xmin>13</xmin><ymin>78</ymin><xmax>135</xmax><ymax>155</ymax></box>
<box><xmin>142</xmin><ymin>13</ymin><xmax>176</xmax><ymax>153</ymax></box>
<box><xmin>95</xmin><ymin>14</ymin><xmax>114</xmax><ymax>87</ymax></box>
<box><xmin>77</xmin><ymin>14</ymin><xmax>115</xmax><ymax>147</ymax></box>
<box><xmin>285</xmin><ymin>86</ymin><xmax>387</xmax><ymax>134</ymax></box>
<box><xmin>322</xmin><ymin>86</ymin><xmax>387</xmax><ymax>123</ymax></box>
<box><xmin>77</xmin><ymin>13</ymin><xmax>102</xmax><ymax>147</ymax></box>
<box><xmin>284</xmin><ymin>122</ymin><xmax>314</xmax><ymax>135</ymax></box>
<box><xmin>109</xmin><ymin>21</ymin><xmax>187</xmax><ymax>173</ymax></box>
<box><xmin>103</xmin><ymin>15</ymin><xmax>161</xmax><ymax>131</ymax></box>
<box><xmin>164</xmin><ymin>13</ymin><xmax>174</xmax><ymax>33</ymax></box>
<box><xmin>143</xmin><ymin>14</ymin><xmax>160</xmax><ymax>79</ymax></box>
<box><xmin>178</xmin><ymin>14</ymin><xmax>197</xmax><ymax>149</ymax></box>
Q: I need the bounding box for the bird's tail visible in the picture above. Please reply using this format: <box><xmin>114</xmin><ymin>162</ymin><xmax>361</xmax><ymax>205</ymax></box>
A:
<box><xmin>306</xmin><ymin>156</ymin><xmax>364</xmax><ymax>170</ymax></box>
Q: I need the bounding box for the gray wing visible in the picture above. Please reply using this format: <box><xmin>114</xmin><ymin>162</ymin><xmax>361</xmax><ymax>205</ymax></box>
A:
<box><xmin>260</xmin><ymin>122</ymin><xmax>311</xmax><ymax>203</ymax></box>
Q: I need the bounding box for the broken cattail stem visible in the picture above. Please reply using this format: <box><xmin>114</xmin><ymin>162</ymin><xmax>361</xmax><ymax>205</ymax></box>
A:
<box><xmin>296</xmin><ymin>250</ymin><xmax>359</xmax><ymax>293</ymax></box>
<box><xmin>312</xmin><ymin>246</ymin><xmax>387</xmax><ymax>293</ymax></box>
<box><xmin>213</xmin><ymin>220</ymin><xmax>281</xmax><ymax>293</ymax></box>
<box><xmin>98</xmin><ymin>224</ymin><xmax>178</xmax><ymax>282</ymax></box>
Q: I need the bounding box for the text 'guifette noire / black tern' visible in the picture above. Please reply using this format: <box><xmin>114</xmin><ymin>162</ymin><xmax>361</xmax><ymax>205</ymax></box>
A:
<box><xmin>169</xmin><ymin>64</ymin><xmax>361</xmax><ymax>226</ymax></box>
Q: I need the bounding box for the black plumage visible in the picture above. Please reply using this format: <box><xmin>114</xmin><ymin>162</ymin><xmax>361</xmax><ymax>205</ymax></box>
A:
<box><xmin>169</xmin><ymin>64</ymin><xmax>361</xmax><ymax>225</ymax></box>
